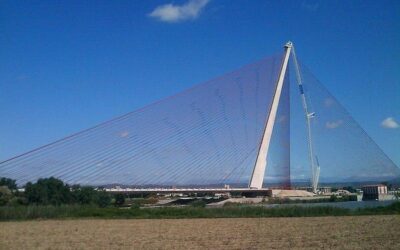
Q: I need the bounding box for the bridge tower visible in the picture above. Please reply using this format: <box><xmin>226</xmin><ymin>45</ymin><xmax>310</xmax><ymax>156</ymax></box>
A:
<box><xmin>248</xmin><ymin>42</ymin><xmax>292</xmax><ymax>189</ymax></box>
<box><xmin>249</xmin><ymin>42</ymin><xmax>319</xmax><ymax>191</ymax></box>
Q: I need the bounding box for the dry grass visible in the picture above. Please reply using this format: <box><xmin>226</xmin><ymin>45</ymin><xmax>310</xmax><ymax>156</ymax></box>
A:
<box><xmin>0</xmin><ymin>215</ymin><xmax>399</xmax><ymax>249</ymax></box>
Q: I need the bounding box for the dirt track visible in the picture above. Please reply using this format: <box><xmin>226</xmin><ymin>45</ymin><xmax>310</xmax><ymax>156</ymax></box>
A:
<box><xmin>1</xmin><ymin>215</ymin><xmax>399</xmax><ymax>249</ymax></box>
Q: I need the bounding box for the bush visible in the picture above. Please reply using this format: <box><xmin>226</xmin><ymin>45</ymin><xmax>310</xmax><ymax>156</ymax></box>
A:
<box><xmin>131</xmin><ymin>202</ymin><xmax>141</xmax><ymax>209</ymax></box>
<box><xmin>22</xmin><ymin>178</ymin><xmax>112</xmax><ymax>207</ymax></box>
<box><xmin>132</xmin><ymin>197</ymin><xmax>159</xmax><ymax>207</ymax></box>
<box><xmin>190</xmin><ymin>200</ymin><xmax>206</xmax><ymax>208</ymax></box>
<box><xmin>345</xmin><ymin>195</ymin><xmax>358</xmax><ymax>201</ymax></box>
<box><xmin>7</xmin><ymin>196</ymin><xmax>28</xmax><ymax>206</ymax></box>
<box><xmin>0</xmin><ymin>186</ymin><xmax>13</xmax><ymax>206</ymax></box>
<box><xmin>0</xmin><ymin>177</ymin><xmax>17</xmax><ymax>190</ymax></box>
<box><xmin>25</xmin><ymin>177</ymin><xmax>72</xmax><ymax>205</ymax></box>
<box><xmin>96</xmin><ymin>191</ymin><xmax>111</xmax><ymax>208</ymax></box>
<box><xmin>329</xmin><ymin>195</ymin><xmax>338</xmax><ymax>202</ymax></box>
<box><xmin>114</xmin><ymin>194</ymin><xmax>125</xmax><ymax>206</ymax></box>
<box><xmin>146</xmin><ymin>197</ymin><xmax>159</xmax><ymax>205</ymax></box>
<box><xmin>72</xmin><ymin>186</ymin><xmax>98</xmax><ymax>205</ymax></box>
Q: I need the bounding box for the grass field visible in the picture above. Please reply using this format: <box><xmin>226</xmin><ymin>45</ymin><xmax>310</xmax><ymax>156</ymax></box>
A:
<box><xmin>1</xmin><ymin>215</ymin><xmax>399</xmax><ymax>249</ymax></box>
<box><xmin>1</xmin><ymin>201</ymin><xmax>399</xmax><ymax>221</ymax></box>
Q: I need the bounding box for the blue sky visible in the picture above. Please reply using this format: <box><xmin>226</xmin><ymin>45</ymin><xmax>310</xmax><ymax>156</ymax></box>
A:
<box><xmin>1</xmin><ymin>0</ymin><xmax>399</xmax><ymax>166</ymax></box>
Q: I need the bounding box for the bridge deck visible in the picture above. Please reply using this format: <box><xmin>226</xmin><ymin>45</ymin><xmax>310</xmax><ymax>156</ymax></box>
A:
<box><xmin>105</xmin><ymin>188</ymin><xmax>272</xmax><ymax>195</ymax></box>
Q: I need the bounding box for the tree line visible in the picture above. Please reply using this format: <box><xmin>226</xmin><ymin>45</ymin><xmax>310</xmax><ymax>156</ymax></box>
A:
<box><xmin>0</xmin><ymin>177</ymin><xmax>123</xmax><ymax>207</ymax></box>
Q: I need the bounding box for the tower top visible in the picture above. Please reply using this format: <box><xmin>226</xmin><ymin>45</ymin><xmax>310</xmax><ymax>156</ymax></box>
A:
<box><xmin>284</xmin><ymin>41</ymin><xmax>293</xmax><ymax>48</ymax></box>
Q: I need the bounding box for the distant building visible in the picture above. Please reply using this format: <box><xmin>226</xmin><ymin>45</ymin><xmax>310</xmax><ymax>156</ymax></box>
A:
<box><xmin>335</xmin><ymin>189</ymin><xmax>352</xmax><ymax>196</ymax></box>
<box><xmin>319</xmin><ymin>187</ymin><xmax>332</xmax><ymax>194</ymax></box>
<box><xmin>362</xmin><ymin>184</ymin><xmax>387</xmax><ymax>201</ymax></box>
<box><xmin>214</xmin><ymin>192</ymin><xmax>230</xmax><ymax>198</ymax></box>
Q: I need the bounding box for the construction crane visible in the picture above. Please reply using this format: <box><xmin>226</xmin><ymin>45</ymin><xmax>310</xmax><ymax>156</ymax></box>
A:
<box><xmin>290</xmin><ymin>42</ymin><xmax>320</xmax><ymax>193</ymax></box>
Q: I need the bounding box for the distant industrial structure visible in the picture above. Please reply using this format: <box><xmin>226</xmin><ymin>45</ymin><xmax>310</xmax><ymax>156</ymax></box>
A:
<box><xmin>362</xmin><ymin>184</ymin><xmax>388</xmax><ymax>201</ymax></box>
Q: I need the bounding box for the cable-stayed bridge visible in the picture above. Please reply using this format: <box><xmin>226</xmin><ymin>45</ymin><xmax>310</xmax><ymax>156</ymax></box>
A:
<box><xmin>1</xmin><ymin>42</ymin><xmax>399</xmax><ymax>193</ymax></box>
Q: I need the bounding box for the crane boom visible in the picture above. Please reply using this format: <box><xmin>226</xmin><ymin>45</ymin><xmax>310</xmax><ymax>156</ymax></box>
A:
<box><xmin>290</xmin><ymin>43</ymin><xmax>319</xmax><ymax>193</ymax></box>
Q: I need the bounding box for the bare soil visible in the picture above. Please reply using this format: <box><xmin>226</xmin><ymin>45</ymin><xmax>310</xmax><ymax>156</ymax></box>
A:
<box><xmin>1</xmin><ymin>215</ymin><xmax>399</xmax><ymax>249</ymax></box>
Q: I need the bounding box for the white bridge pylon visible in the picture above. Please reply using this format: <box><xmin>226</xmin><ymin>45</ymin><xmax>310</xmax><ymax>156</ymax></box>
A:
<box><xmin>249</xmin><ymin>41</ymin><xmax>319</xmax><ymax>191</ymax></box>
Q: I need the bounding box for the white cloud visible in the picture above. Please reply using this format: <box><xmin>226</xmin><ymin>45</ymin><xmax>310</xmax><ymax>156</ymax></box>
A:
<box><xmin>324</xmin><ymin>98</ymin><xmax>335</xmax><ymax>108</ymax></box>
<box><xmin>149</xmin><ymin>0</ymin><xmax>210</xmax><ymax>23</ymax></box>
<box><xmin>326</xmin><ymin>120</ymin><xmax>343</xmax><ymax>129</ymax></box>
<box><xmin>381</xmin><ymin>117</ymin><xmax>399</xmax><ymax>129</ymax></box>
<box><xmin>120</xmin><ymin>131</ymin><xmax>130</xmax><ymax>138</ymax></box>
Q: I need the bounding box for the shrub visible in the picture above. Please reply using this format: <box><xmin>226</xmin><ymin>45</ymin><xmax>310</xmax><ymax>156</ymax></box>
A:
<box><xmin>72</xmin><ymin>186</ymin><xmax>98</xmax><ymax>205</ymax></box>
<box><xmin>7</xmin><ymin>196</ymin><xmax>28</xmax><ymax>206</ymax></box>
<box><xmin>146</xmin><ymin>197</ymin><xmax>159</xmax><ymax>205</ymax></box>
<box><xmin>96</xmin><ymin>191</ymin><xmax>111</xmax><ymax>208</ymax></box>
<box><xmin>329</xmin><ymin>195</ymin><xmax>338</xmax><ymax>202</ymax></box>
<box><xmin>24</xmin><ymin>177</ymin><xmax>72</xmax><ymax>205</ymax></box>
<box><xmin>190</xmin><ymin>200</ymin><xmax>206</xmax><ymax>208</ymax></box>
<box><xmin>346</xmin><ymin>195</ymin><xmax>358</xmax><ymax>201</ymax></box>
<box><xmin>133</xmin><ymin>197</ymin><xmax>159</xmax><ymax>207</ymax></box>
<box><xmin>0</xmin><ymin>186</ymin><xmax>13</xmax><ymax>206</ymax></box>
<box><xmin>114</xmin><ymin>194</ymin><xmax>125</xmax><ymax>206</ymax></box>
<box><xmin>131</xmin><ymin>202</ymin><xmax>141</xmax><ymax>209</ymax></box>
<box><xmin>0</xmin><ymin>177</ymin><xmax>17</xmax><ymax>190</ymax></box>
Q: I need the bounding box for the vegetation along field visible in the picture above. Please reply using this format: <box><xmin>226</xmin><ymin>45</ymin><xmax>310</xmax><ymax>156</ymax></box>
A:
<box><xmin>1</xmin><ymin>215</ymin><xmax>399</xmax><ymax>249</ymax></box>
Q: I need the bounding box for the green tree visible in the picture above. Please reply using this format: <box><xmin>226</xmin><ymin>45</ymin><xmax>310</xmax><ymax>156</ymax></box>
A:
<box><xmin>72</xmin><ymin>186</ymin><xmax>97</xmax><ymax>205</ymax></box>
<box><xmin>0</xmin><ymin>177</ymin><xmax>17</xmax><ymax>190</ymax></box>
<box><xmin>114</xmin><ymin>193</ymin><xmax>125</xmax><ymax>206</ymax></box>
<box><xmin>329</xmin><ymin>194</ymin><xmax>338</xmax><ymax>202</ymax></box>
<box><xmin>7</xmin><ymin>196</ymin><xmax>28</xmax><ymax>206</ymax></box>
<box><xmin>96</xmin><ymin>191</ymin><xmax>111</xmax><ymax>208</ymax></box>
<box><xmin>0</xmin><ymin>186</ymin><xmax>13</xmax><ymax>206</ymax></box>
<box><xmin>25</xmin><ymin>177</ymin><xmax>72</xmax><ymax>205</ymax></box>
<box><xmin>131</xmin><ymin>202</ymin><xmax>141</xmax><ymax>209</ymax></box>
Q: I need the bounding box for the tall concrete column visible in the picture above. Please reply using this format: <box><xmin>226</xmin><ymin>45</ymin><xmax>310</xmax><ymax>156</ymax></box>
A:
<box><xmin>248</xmin><ymin>42</ymin><xmax>292</xmax><ymax>189</ymax></box>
